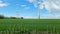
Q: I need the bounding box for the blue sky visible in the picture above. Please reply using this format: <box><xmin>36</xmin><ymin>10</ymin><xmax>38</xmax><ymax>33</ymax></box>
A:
<box><xmin>0</xmin><ymin>0</ymin><xmax>60</xmax><ymax>18</ymax></box>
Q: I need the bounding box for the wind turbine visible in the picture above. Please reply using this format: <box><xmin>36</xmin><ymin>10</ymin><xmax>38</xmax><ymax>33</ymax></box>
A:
<box><xmin>33</xmin><ymin>0</ymin><xmax>44</xmax><ymax>19</ymax></box>
<box><xmin>38</xmin><ymin>2</ymin><xmax>40</xmax><ymax>19</ymax></box>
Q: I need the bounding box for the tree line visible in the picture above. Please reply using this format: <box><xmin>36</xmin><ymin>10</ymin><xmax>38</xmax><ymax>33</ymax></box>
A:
<box><xmin>0</xmin><ymin>15</ymin><xmax>23</xmax><ymax>19</ymax></box>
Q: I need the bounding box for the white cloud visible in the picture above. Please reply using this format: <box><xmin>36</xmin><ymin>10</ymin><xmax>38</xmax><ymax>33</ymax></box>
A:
<box><xmin>21</xmin><ymin>5</ymin><xmax>30</xmax><ymax>9</ymax></box>
<box><xmin>0</xmin><ymin>0</ymin><xmax>9</xmax><ymax>7</ymax></box>
<box><xmin>44</xmin><ymin>0</ymin><xmax>60</xmax><ymax>12</ymax></box>
<box><xmin>0</xmin><ymin>3</ymin><xmax>9</xmax><ymax>7</ymax></box>
<box><xmin>40</xmin><ymin>13</ymin><xmax>60</xmax><ymax>19</ymax></box>
<box><xmin>27</xmin><ymin>0</ymin><xmax>34</xmax><ymax>3</ymax></box>
<box><xmin>20</xmin><ymin>5</ymin><xmax>26</xmax><ymax>7</ymax></box>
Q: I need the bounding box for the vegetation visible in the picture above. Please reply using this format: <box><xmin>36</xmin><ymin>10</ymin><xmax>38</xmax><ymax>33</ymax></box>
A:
<box><xmin>21</xmin><ymin>17</ymin><xmax>23</xmax><ymax>19</ymax></box>
<box><xmin>0</xmin><ymin>15</ymin><xmax>21</xmax><ymax>19</ymax></box>
<box><xmin>0</xmin><ymin>15</ymin><xmax>5</xmax><ymax>19</ymax></box>
<box><xmin>0</xmin><ymin>19</ymin><xmax>60</xmax><ymax>34</ymax></box>
<box><xmin>0</xmin><ymin>14</ymin><xmax>60</xmax><ymax>34</ymax></box>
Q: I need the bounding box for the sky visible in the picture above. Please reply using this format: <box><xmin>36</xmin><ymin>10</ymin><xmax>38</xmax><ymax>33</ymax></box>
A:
<box><xmin>0</xmin><ymin>0</ymin><xmax>60</xmax><ymax>19</ymax></box>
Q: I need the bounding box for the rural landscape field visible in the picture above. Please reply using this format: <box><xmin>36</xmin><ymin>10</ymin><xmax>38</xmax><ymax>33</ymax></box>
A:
<box><xmin>0</xmin><ymin>19</ymin><xmax>60</xmax><ymax>34</ymax></box>
<box><xmin>0</xmin><ymin>0</ymin><xmax>60</xmax><ymax>34</ymax></box>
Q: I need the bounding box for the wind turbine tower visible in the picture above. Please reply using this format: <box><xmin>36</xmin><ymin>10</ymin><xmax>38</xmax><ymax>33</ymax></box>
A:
<box><xmin>33</xmin><ymin>0</ymin><xmax>44</xmax><ymax>19</ymax></box>
<box><xmin>38</xmin><ymin>2</ymin><xmax>40</xmax><ymax>19</ymax></box>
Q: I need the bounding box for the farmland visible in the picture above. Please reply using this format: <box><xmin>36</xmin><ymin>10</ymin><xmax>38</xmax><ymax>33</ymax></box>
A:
<box><xmin>0</xmin><ymin>19</ymin><xmax>60</xmax><ymax>34</ymax></box>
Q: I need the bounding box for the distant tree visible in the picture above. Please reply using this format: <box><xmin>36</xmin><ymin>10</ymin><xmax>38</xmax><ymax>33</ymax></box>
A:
<box><xmin>0</xmin><ymin>15</ymin><xmax>5</xmax><ymax>19</ymax></box>
<box><xmin>21</xmin><ymin>17</ymin><xmax>23</xmax><ymax>19</ymax></box>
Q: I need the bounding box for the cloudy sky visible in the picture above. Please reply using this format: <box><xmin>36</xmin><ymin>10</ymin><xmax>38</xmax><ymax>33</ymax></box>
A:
<box><xmin>0</xmin><ymin>0</ymin><xmax>60</xmax><ymax>18</ymax></box>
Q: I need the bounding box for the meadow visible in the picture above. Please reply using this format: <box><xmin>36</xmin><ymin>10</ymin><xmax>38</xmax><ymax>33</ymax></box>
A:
<box><xmin>0</xmin><ymin>19</ymin><xmax>60</xmax><ymax>34</ymax></box>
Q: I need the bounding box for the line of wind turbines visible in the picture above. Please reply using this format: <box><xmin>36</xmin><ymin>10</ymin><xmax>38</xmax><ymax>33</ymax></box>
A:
<box><xmin>16</xmin><ymin>0</ymin><xmax>44</xmax><ymax>19</ymax></box>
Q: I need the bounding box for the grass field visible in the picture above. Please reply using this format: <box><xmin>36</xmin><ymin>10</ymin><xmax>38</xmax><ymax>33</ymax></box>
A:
<box><xmin>0</xmin><ymin>19</ymin><xmax>60</xmax><ymax>34</ymax></box>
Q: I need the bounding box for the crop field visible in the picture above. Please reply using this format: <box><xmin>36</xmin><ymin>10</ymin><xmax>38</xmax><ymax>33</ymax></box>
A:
<box><xmin>0</xmin><ymin>19</ymin><xmax>60</xmax><ymax>34</ymax></box>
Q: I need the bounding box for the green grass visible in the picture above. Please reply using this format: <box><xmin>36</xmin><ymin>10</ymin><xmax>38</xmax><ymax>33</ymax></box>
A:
<box><xmin>0</xmin><ymin>19</ymin><xmax>60</xmax><ymax>32</ymax></box>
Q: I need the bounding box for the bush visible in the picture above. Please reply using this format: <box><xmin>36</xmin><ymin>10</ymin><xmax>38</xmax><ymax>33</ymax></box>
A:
<box><xmin>0</xmin><ymin>15</ymin><xmax>5</xmax><ymax>19</ymax></box>
<box><xmin>21</xmin><ymin>17</ymin><xmax>23</xmax><ymax>19</ymax></box>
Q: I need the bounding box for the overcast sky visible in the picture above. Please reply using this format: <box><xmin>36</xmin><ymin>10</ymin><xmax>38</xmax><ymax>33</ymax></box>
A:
<box><xmin>0</xmin><ymin>0</ymin><xmax>60</xmax><ymax>18</ymax></box>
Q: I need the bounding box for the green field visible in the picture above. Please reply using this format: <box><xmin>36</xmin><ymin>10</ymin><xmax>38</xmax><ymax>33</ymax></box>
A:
<box><xmin>0</xmin><ymin>19</ymin><xmax>60</xmax><ymax>34</ymax></box>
